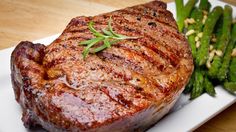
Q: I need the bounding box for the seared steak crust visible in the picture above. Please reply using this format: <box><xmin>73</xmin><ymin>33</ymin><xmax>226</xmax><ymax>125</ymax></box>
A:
<box><xmin>11</xmin><ymin>1</ymin><xmax>193</xmax><ymax>131</ymax></box>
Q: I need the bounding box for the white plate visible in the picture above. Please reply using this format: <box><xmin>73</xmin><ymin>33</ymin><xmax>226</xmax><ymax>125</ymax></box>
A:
<box><xmin>0</xmin><ymin>1</ymin><xmax>235</xmax><ymax>132</ymax></box>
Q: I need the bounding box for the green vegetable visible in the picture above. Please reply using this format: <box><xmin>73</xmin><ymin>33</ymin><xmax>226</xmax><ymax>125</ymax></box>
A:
<box><xmin>208</xmin><ymin>56</ymin><xmax>222</xmax><ymax>77</ymax></box>
<box><xmin>191</xmin><ymin>67</ymin><xmax>204</xmax><ymax>99</ymax></box>
<box><xmin>187</xmin><ymin>8</ymin><xmax>199</xmax><ymax>59</ymax></box>
<box><xmin>199</xmin><ymin>0</ymin><xmax>211</xmax><ymax>11</ymax></box>
<box><xmin>184</xmin><ymin>70</ymin><xmax>195</xmax><ymax>94</ymax></box>
<box><xmin>196</xmin><ymin>6</ymin><xmax>223</xmax><ymax>66</ymax></box>
<box><xmin>188</xmin><ymin>34</ymin><xmax>197</xmax><ymax>59</ymax></box>
<box><xmin>176</xmin><ymin>0</ymin><xmax>198</xmax><ymax>32</ymax></box>
<box><xmin>224</xmin><ymin>82</ymin><xmax>236</xmax><ymax>94</ymax></box>
<box><xmin>229</xmin><ymin>56</ymin><xmax>236</xmax><ymax>82</ymax></box>
<box><xmin>175</xmin><ymin>0</ymin><xmax>184</xmax><ymax>24</ymax></box>
<box><xmin>218</xmin><ymin>24</ymin><xmax>236</xmax><ymax>81</ymax></box>
<box><xmin>193</xmin><ymin>9</ymin><xmax>204</xmax><ymax>33</ymax></box>
<box><xmin>188</xmin><ymin>6</ymin><xmax>209</xmax><ymax>59</ymax></box>
<box><xmin>193</xmin><ymin>0</ymin><xmax>211</xmax><ymax>34</ymax></box>
<box><xmin>216</xmin><ymin>6</ymin><xmax>233</xmax><ymax>51</ymax></box>
<box><xmin>208</xmin><ymin>5</ymin><xmax>232</xmax><ymax>78</ymax></box>
<box><xmin>79</xmin><ymin>17</ymin><xmax>138</xmax><ymax>59</ymax></box>
<box><xmin>211</xmin><ymin>16</ymin><xmax>223</xmax><ymax>50</ymax></box>
<box><xmin>214</xmin><ymin>16</ymin><xmax>224</xmax><ymax>43</ymax></box>
<box><xmin>204</xmin><ymin>76</ymin><xmax>215</xmax><ymax>96</ymax></box>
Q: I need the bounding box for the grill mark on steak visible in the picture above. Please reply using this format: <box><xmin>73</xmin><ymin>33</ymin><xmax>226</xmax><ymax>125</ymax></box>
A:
<box><xmin>100</xmin><ymin>87</ymin><xmax>133</xmax><ymax>108</ymax></box>
<box><xmin>66</xmin><ymin>34</ymin><xmax>93</xmax><ymax>42</ymax></box>
<box><xmin>98</xmin><ymin>51</ymin><xmax>143</xmax><ymax>72</ymax></box>
<box><xmin>115</xmin><ymin>44</ymin><xmax>172</xmax><ymax>74</ymax></box>
<box><xmin>113</xmin><ymin>43</ymin><xmax>168</xmax><ymax>72</ymax></box>
<box><xmin>67</xmin><ymin>27</ymin><xmax>89</xmax><ymax>34</ymax></box>
<box><xmin>98</xmin><ymin>82</ymin><xmax>156</xmax><ymax>109</ymax></box>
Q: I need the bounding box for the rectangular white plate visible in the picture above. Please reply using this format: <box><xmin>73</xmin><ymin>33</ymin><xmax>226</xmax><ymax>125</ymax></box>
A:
<box><xmin>0</xmin><ymin>0</ymin><xmax>235</xmax><ymax>132</ymax></box>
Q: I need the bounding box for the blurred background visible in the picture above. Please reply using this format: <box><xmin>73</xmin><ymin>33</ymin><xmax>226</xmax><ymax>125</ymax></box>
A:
<box><xmin>0</xmin><ymin>0</ymin><xmax>235</xmax><ymax>131</ymax></box>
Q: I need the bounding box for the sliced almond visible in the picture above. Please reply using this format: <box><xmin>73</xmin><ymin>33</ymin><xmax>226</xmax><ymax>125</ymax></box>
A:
<box><xmin>196</xmin><ymin>41</ymin><xmax>201</xmax><ymax>48</ymax></box>
<box><xmin>184</xmin><ymin>19</ymin><xmax>189</xmax><ymax>28</ymax></box>
<box><xmin>197</xmin><ymin>32</ymin><xmax>203</xmax><ymax>38</ymax></box>
<box><xmin>209</xmin><ymin>45</ymin><xmax>214</xmax><ymax>51</ymax></box>
<box><xmin>208</xmin><ymin>50</ymin><xmax>215</xmax><ymax>62</ymax></box>
<box><xmin>232</xmin><ymin>48</ymin><xmax>236</xmax><ymax>57</ymax></box>
<box><xmin>188</xmin><ymin>18</ymin><xmax>196</xmax><ymax>24</ymax></box>
<box><xmin>206</xmin><ymin>60</ymin><xmax>211</xmax><ymax>69</ymax></box>
<box><xmin>195</xmin><ymin>36</ymin><xmax>199</xmax><ymax>42</ymax></box>
<box><xmin>203</xmin><ymin>10</ymin><xmax>208</xmax><ymax>16</ymax></box>
<box><xmin>215</xmin><ymin>50</ymin><xmax>223</xmax><ymax>57</ymax></box>
<box><xmin>211</xmin><ymin>37</ymin><xmax>217</xmax><ymax>43</ymax></box>
<box><xmin>186</xmin><ymin>29</ymin><xmax>195</xmax><ymax>36</ymax></box>
<box><xmin>202</xmin><ymin>15</ymin><xmax>207</xmax><ymax>24</ymax></box>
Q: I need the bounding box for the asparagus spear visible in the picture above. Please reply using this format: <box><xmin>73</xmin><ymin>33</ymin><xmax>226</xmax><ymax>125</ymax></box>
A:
<box><xmin>216</xmin><ymin>5</ymin><xmax>233</xmax><ymax>52</ymax></box>
<box><xmin>188</xmin><ymin>33</ymin><xmax>197</xmax><ymax>59</ymax></box>
<box><xmin>199</xmin><ymin>0</ymin><xmax>211</xmax><ymax>11</ymax></box>
<box><xmin>204</xmin><ymin>76</ymin><xmax>216</xmax><ymax>96</ymax></box>
<box><xmin>185</xmin><ymin>1</ymin><xmax>210</xmax><ymax>97</ymax></box>
<box><xmin>224</xmin><ymin>82</ymin><xmax>236</xmax><ymax>94</ymax></box>
<box><xmin>196</xmin><ymin>6</ymin><xmax>223</xmax><ymax>66</ymax></box>
<box><xmin>218</xmin><ymin>24</ymin><xmax>236</xmax><ymax>81</ymax></box>
<box><xmin>177</xmin><ymin>0</ymin><xmax>198</xmax><ymax>32</ymax></box>
<box><xmin>187</xmin><ymin>8</ymin><xmax>200</xmax><ymax>59</ymax></box>
<box><xmin>229</xmin><ymin>34</ymin><xmax>236</xmax><ymax>82</ymax></box>
<box><xmin>194</xmin><ymin>13</ymin><xmax>204</xmax><ymax>34</ymax></box>
<box><xmin>184</xmin><ymin>8</ymin><xmax>203</xmax><ymax>94</ymax></box>
<box><xmin>190</xmin><ymin>1</ymin><xmax>210</xmax><ymax>58</ymax></box>
<box><xmin>214</xmin><ymin>16</ymin><xmax>224</xmax><ymax>44</ymax></box>
<box><xmin>194</xmin><ymin>0</ymin><xmax>211</xmax><ymax>32</ymax></box>
<box><xmin>208</xmin><ymin>5</ymin><xmax>232</xmax><ymax>78</ymax></box>
<box><xmin>175</xmin><ymin>0</ymin><xmax>183</xmax><ymax>23</ymax></box>
<box><xmin>191</xmin><ymin>67</ymin><xmax>204</xmax><ymax>99</ymax></box>
<box><xmin>210</xmin><ymin>16</ymin><xmax>223</xmax><ymax>50</ymax></box>
<box><xmin>229</xmin><ymin>55</ymin><xmax>236</xmax><ymax>82</ymax></box>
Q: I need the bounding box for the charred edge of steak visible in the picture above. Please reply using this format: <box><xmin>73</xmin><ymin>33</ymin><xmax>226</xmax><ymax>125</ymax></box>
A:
<box><xmin>11</xmin><ymin>41</ymin><xmax>46</xmax><ymax>102</ymax></box>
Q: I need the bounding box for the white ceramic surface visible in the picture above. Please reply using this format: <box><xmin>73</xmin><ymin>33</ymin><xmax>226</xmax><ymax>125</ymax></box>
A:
<box><xmin>0</xmin><ymin>1</ymin><xmax>235</xmax><ymax>132</ymax></box>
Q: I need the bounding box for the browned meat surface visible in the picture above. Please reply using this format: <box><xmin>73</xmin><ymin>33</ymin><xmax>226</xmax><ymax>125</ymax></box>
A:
<box><xmin>11</xmin><ymin>0</ymin><xmax>193</xmax><ymax>131</ymax></box>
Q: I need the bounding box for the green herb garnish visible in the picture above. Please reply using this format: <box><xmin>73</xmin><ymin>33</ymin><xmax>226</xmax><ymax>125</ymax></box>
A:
<box><xmin>79</xmin><ymin>17</ymin><xmax>139</xmax><ymax>59</ymax></box>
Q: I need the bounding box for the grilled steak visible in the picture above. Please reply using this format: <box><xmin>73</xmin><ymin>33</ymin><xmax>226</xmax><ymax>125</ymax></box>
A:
<box><xmin>11</xmin><ymin>1</ymin><xmax>193</xmax><ymax>131</ymax></box>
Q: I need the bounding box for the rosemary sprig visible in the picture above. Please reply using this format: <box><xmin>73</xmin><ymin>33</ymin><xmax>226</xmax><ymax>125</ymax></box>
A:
<box><xmin>79</xmin><ymin>17</ymin><xmax>139</xmax><ymax>59</ymax></box>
